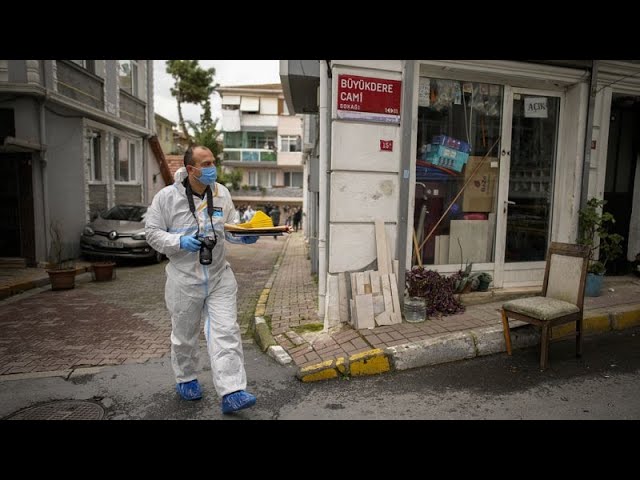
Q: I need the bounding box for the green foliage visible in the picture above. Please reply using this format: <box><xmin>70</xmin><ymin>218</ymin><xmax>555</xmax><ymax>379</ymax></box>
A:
<box><xmin>219</xmin><ymin>169</ymin><xmax>243</xmax><ymax>190</ymax></box>
<box><xmin>578</xmin><ymin>197</ymin><xmax>624</xmax><ymax>275</ymax></box>
<box><xmin>292</xmin><ymin>323</ymin><xmax>324</xmax><ymax>334</ymax></box>
<box><xmin>188</xmin><ymin>119</ymin><xmax>223</xmax><ymax>161</ymax></box>
<box><xmin>165</xmin><ymin>60</ymin><xmax>218</xmax><ymax>139</ymax></box>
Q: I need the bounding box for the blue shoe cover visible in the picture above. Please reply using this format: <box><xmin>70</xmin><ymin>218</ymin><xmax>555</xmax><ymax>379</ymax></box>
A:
<box><xmin>176</xmin><ymin>379</ymin><xmax>202</xmax><ymax>401</ymax></box>
<box><xmin>221</xmin><ymin>390</ymin><xmax>256</xmax><ymax>414</ymax></box>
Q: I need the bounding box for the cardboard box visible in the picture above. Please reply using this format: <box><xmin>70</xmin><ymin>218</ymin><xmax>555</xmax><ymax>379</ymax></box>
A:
<box><xmin>461</xmin><ymin>156</ymin><xmax>498</xmax><ymax>213</ymax></box>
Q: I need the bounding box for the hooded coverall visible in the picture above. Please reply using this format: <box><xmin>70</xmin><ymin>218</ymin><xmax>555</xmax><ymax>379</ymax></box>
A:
<box><xmin>145</xmin><ymin>173</ymin><xmax>248</xmax><ymax>397</ymax></box>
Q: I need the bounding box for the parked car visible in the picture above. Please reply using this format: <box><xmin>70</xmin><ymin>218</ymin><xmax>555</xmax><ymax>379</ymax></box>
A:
<box><xmin>80</xmin><ymin>204</ymin><xmax>164</xmax><ymax>263</ymax></box>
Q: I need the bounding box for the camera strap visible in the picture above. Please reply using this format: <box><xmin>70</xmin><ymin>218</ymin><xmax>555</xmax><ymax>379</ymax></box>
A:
<box><xmin>184</xmin><ymin>178</ymin><xmax>217</xmax><ymax>244</ymax></box>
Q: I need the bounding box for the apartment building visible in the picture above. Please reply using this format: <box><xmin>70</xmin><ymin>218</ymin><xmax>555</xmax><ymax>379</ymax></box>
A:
<box><xmin>0</xmin><ymin>60</ymin><xmax>162</xmax><ymax>265</ymax></box>
<box><xmin>218</xmin><ymin>83</ymin><xmax>305</xmax><ymax>222</ymax></box>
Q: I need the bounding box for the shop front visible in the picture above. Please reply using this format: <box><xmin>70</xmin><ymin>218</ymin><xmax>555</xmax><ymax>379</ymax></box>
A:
<box><xmin>411</xmin><ymin>61</ymin><xmax>589</xmax><ymax>289</ymax></box>
<box><xmin>282</xmin><ymin>60</ymin><xmax>596</xmax><ymax>323</ymax></box>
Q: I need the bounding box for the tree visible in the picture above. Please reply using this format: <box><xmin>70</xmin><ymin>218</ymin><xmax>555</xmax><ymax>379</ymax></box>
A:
<box><xmin>165</xmin><ymin>60</ymin><xmax>218</xmax><ymax>139</ymax></box>
<box><xmin>188</xmin><ymin>119</ymin><xmax>223</xmax><ymax>163</ymax></box>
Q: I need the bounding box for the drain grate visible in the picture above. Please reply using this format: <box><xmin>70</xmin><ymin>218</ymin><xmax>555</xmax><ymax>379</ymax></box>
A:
<box><xmin>4</xmin><ymin>400</ymin><xmax>105</xmax><ymax>420</ymax></box>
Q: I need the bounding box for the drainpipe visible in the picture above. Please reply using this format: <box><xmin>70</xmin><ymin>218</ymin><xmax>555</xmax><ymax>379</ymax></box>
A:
<box><xmin>396</xmin><ymin>60</ymin><xmax>416</xmax><ymax>306</ymax></box>
<box><xmin>143</xmin><ymin>60</ymin><xmax>154</xmax><ymax>204</ymax></box>
<box><xmin>580</xmin><ymin>60</ymin><xmax>599</xmax><ymax>212</ymax></box>
<box><xmin>318</xmin><ymin>61</ymin><xmax>330</xmax><ymax>317</ymax></box>
<box><xmin>40</xmin><ymin>60</ymin><xmax>51</xmax><ymax>264</ymax></box>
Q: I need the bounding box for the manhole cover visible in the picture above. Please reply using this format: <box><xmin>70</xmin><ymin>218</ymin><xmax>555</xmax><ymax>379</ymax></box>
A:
<box><xmin>4</xmin><ymin>400</ymin><xmax>105</xmax><ymax>420</ymax></box>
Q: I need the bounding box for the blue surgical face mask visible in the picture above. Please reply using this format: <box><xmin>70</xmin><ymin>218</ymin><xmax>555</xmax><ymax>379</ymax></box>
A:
<box><xmin>195</xmin><ymin>166</ymin><xmax>217</xmax><ymax>186</ymax></box>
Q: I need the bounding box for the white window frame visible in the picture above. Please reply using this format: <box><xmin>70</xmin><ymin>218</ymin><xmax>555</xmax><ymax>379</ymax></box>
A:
<box><xmin>86</xmin><ymin>130</ymin><xmax>103</xmax><ymax>183</ymax></box>
<box><xmin>248</xmin><ymin>170</ymin><xmax>277</xmax><ymax>187</ymax></box>
<box><xmin>284</xmin><ymin>171</ymin><xmax>303</xmax><ymax>188</ymax></box>
<box><xmin>280</xmin><ymin>135</ymin><xmax>301</xmax><ymax>152</ymax></box>
<box><xmin>113</xmin><ymin>135</ymin><xmax>141</xmax><ymax>184</ymax></box>
<box><xmin>118</xmin><ymin>60</ymin><xmax>139</xmax><ymax>96</ymax></box>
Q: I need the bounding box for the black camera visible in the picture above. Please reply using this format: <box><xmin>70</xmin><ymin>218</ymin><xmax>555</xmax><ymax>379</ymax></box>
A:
<box><xmin>199</xmin><ymin>236</ymin><xmax>217</xmax><ymax>265</ymax></box>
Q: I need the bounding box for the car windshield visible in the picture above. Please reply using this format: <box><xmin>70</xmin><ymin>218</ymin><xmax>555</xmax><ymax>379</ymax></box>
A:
<box><xmin>101</xmin><ymin>205</ymin><xmax>147</xmax><ymax>222</ymax></box>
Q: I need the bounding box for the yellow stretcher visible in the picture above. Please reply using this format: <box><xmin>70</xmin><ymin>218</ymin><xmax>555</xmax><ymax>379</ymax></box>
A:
<box><xmin>224</xmin><ymin>210</ymin><xmax>290</xmax><ymax>236</ymax></box>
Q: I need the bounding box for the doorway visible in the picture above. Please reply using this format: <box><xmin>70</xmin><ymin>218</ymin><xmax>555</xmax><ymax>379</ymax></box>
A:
<box><xmin>494</xmin><ymin>87</ymin><xmax>563</xmax><ymax>287</ymax></box>
<box><xmin>0</xmin><ymin>153</ymin><xmax>36</xmax><ymax>265</ymax></box>
<box><xmin>604</xmin><ymin>94</ymin><xmax>640</xmax><ymax>275</ymax></box>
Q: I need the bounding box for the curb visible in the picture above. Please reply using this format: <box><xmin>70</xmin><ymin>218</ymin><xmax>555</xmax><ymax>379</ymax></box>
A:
<box><xmin>0</xmin><ymin>265</ymin><xmax>92</xmax><ymax>300</ymax></box>
<box><xmin>295</xmin><ymin>303</ymin><xmax>640</xmax><ymax>382</ymax></box>
<box><xmin>296</xmin><ymin>348</ymin><xmax>391</xmax><ymax>382</ymax></box>
<box><xmin>250</xmin><ymin>234</ymin><xmax>293</xmax><ymax>365</ymax></box>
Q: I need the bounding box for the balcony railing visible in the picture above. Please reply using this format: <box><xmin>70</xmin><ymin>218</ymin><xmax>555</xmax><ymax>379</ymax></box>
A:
<box><xmin>223</xmin><ymin>148</ymin><xmax>276</xmax><ymax>162</ymax></box>
<box><xmin>119</xmin><ymin>90</ymin><xmax>147</xmax><ymax>127</ymax></box>
<box><xmin>56</xmin><ymin>60</ymin><xmax>104</xmax><ymax>110</ymax></box>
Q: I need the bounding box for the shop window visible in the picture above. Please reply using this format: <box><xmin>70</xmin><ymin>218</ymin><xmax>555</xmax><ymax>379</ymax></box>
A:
<box><xmin>414</xmin><ymin>77</ymin><xmax>503</xmax><ymax>267</ymax></box>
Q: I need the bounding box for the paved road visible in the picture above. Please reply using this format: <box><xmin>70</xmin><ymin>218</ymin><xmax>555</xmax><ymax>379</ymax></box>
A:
<box><xmin>2</xmin><ymin>326</ymin><xmax>638</xmax><ymax>420</ymax></box>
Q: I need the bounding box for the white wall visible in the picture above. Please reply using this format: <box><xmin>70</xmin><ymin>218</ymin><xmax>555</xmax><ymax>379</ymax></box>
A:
<box><xmin>551</xmin><ymin>82</ymin><xmax>588</xmax><ymax>243</ymax></box>
<box><xmin>278</xmin><ymin>115</ymin><xmax>303</xmax><ymax>135</ymax></box>
<box><xmin>278</xmin><ymin>152</ymin><xmax>303</xmax><ymax>167</ymax></box>
<box><xmin>327</xmin><ymin>62</ymin><xmax>403</xmax><ymax>275</ymax></box>
<box><xmin>46</xmin><ymin>111</ymin><xmax>86</xmax><ymax>258</ymax></box>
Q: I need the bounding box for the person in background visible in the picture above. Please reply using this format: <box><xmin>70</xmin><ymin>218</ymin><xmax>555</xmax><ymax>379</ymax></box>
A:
<box><xmin>269</xmin><ymin>206</ymin><xmax>281</xmax><ymax>240</ymax></box>
<box><xmin>242</xmin><ymin>205</ymin><xmax>255</xmax><ymax>222</ymax></box>
<box><xmin>293</xmin><ymin>207</ymin><xmax>302</xmax><ymax>232</ymax></box>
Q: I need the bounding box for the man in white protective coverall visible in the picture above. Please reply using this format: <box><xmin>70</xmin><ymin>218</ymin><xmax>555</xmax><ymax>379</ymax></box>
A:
<box><xmin>145</xmin><ymin>145</ymin><xmax>259</xmax><ymax>414</ymax></box>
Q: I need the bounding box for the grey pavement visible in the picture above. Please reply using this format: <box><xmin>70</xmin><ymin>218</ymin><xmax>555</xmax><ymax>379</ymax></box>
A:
<box><xmin>1</xmin><ymin>229</ymin><xmax>640</xmax><ymax>406</ymax></box>
<box><xmin>1</xmin><ymin>327</ymin><xmax>639</xmax><ymax>420</ymax></box>
<box><xmin>262</xmin><ymin>233</ymin><xmax>640</xmax><ymax>378</ymax></box>
<box><xmin>0</xmin><ymin>238</ymin><xmax>284</xmax><ymax>376</ymax></box>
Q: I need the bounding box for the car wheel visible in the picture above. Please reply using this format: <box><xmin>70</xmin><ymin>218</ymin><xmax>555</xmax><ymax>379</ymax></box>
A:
<box><xmin>154</xmin><ymin>250</ymin><xmax>164</xmax><ymax>264</ymax></box>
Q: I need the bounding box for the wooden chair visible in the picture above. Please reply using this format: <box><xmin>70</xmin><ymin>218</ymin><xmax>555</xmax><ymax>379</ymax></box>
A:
<box><xmin>501</xmin><ymin>242</ymin><xmax>590</xmax><ymax>370</ymax></box>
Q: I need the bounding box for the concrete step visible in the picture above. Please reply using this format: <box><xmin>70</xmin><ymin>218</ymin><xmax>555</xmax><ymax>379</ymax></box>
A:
<box><xmin>0</xmin><ymin>258</ymin><xmax>27</xmax><ymax>268</ymax></box>
<box><xmin>460</xmin><ymin>286</ymin><xmax>541</xmax><ymax>306</ymax></box>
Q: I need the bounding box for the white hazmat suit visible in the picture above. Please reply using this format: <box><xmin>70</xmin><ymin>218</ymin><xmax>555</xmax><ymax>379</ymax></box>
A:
<box><xmin>145</xmin><ymin>168</ymin><xmax>249</xmax><ymax>397</ymax></box>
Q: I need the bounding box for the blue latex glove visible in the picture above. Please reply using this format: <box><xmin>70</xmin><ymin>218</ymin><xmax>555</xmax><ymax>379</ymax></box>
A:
<box><xmin>241</xmin><ymin>235</ymin><xmax>259</xmax><ymax>245</ymax></box>
<box><xmin>180</xmin><ymin>235</ymin><xmax>201</xmax><ymax>252</ymax></box>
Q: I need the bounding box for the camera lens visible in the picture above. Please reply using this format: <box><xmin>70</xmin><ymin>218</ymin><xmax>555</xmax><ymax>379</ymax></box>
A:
<box><xmin>199</xmin><ymin>244</ymin><xmax>212</xmax><ymax>265</ymax></box>
<box><xmin>198</xmin><ymin>236</ymin><xmax>215</xmax><ymax>265</ymax></box>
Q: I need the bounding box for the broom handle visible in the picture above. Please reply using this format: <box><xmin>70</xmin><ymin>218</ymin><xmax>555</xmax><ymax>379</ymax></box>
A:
<box><xmin>418</xmin><ymin>137</ymin><xmax>501</xmax><ymax>254</ymax></box>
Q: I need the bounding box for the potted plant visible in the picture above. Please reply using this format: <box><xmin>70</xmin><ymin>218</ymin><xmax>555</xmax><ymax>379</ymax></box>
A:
<box><xmin>46</xmin><ymin>222</ymin><xmax>77</xmax><ymax>291</ymax></box>
<box><xmin>475</xmin><ymin>272</ymin><xmax>493</xmax><ymax>292</ymax></box>
<box><xmin>578</xmin><ymin>197</ymin><xmax>624</xmax><ymax>297</ymax></box>
<box><xmin>405</xmin><ymin>267</ymin><xmax>465</xmax><ymax>322</ymax></box>
<box><xmin>91</xmin><ymin>260</ymin><xmax>116</xmax><ymax>282</ymax></box>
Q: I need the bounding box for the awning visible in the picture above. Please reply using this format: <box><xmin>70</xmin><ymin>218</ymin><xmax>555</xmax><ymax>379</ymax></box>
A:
<box><xmin>221</xmin><ymin>109</ymin><xmax>241</xmax><ymax>132</ymax></box>
<box><xmin>279</xmin><ymin>60</ymin><xmax>320</xmax><ymax>114</ymax></box>
<box><xmin>0</xmin><ymin>136</ymin><xmax>44</xmax><ymax>152</ymax></box>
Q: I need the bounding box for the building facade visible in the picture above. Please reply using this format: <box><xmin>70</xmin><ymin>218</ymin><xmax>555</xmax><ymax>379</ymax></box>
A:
<box><xmin>281</xmin><ymin>60</ymin><xmax>640</xmax><ymax>326</ymax></box>
<box><xmin>154</xmin><ymin>112</ymin><xmax>176</xmax><ymax>155</ymax></box>
<box><xmin>218</xmin><ymin>83</ymin><xmax>305</xmax><ymax>220</ymax></box>
<box><xmin>0</xmin><ymin>60</ymin><xmax>159</xmax><ymax>266</ymax></box>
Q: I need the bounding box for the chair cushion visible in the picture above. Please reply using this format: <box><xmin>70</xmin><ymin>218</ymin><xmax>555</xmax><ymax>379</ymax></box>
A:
<box><xmin>503</xmin><ymin>296</ymin><xmax>580</xmax><ymax>321</ymax></box>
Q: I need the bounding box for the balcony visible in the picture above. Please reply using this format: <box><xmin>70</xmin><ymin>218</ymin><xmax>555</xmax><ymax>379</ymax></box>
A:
<box><xmin>56</xmin><ymin>60</ymin><xmax>104</xmax><ymax>110</ymax></box>
<box><xmin>119</xmin><ymin>90</ymin><xmax>147</xmax><ymax>127</ymax></box>
<box><xmin>223</xmin><ymin>148</ymin><xmax>277</xmax><ymax>164</ymax></box>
